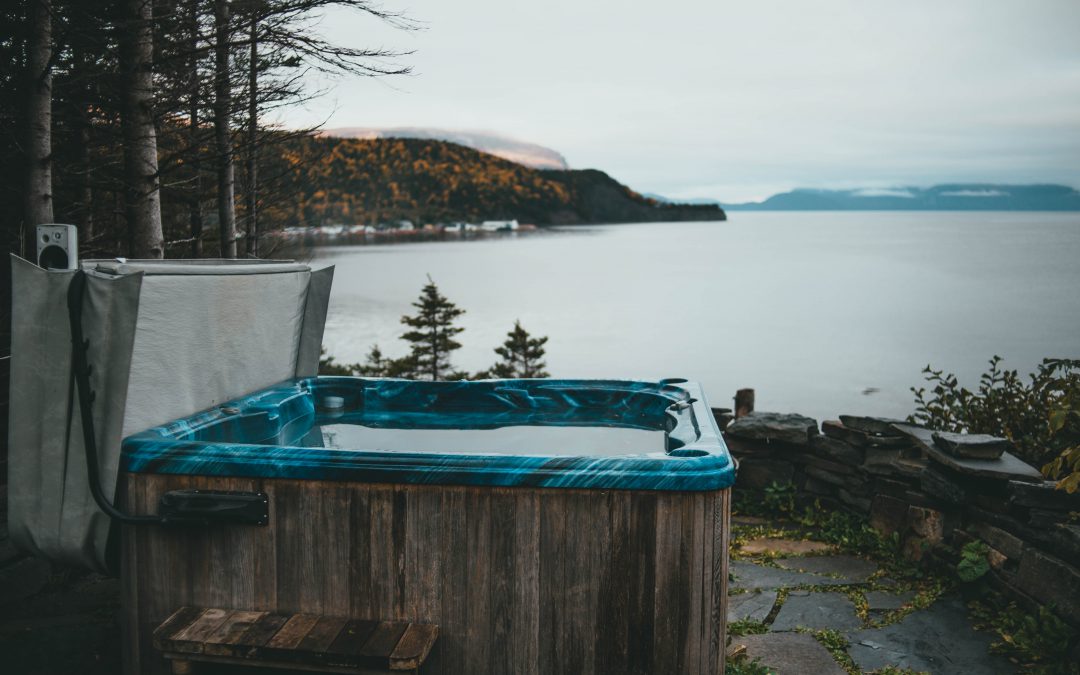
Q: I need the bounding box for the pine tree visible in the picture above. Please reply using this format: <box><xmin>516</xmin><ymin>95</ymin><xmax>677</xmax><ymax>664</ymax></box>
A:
<box><xmin>318</xmin><ymin>347</ymin><xmax>353</xmax><ymax>375</ymax></box>
<box><xmin>355</xmin><ymin>344</ymin><xmax>418</xmax><ymax>378</ymax></box>
<box><xmin>399</xmin><ymin>277</ymin><xmax>465</xmax><ymax>380</ymax></box>
<box><xmin>488</xmin><ymin>320</ymin><xmax>549</xmax><ymax>378</ymax></box>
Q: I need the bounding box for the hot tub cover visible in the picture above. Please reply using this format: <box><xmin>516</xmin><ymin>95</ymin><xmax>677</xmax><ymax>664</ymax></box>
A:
<box><xmin>7</xmin><ymin>256</ymin><xmax>334</xmax><ymax>572</ymax></box>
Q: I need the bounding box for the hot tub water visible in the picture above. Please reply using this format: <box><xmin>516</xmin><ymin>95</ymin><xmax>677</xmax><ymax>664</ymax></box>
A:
<box><xmin>303</xmin><ymin>423</ymin><xmax>667</xmax><ymax>456</ymax></box>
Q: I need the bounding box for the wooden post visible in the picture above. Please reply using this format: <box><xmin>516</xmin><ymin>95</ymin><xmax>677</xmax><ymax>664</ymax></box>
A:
<box><xmin>734</xmin><ymin>389</ymin><xmax>755</xmax><ymax>418</ymax></box>
<box><xmin>170</xmin><ymin>659</ymin><xmax>193</xmax><ymax>674</ymax></box>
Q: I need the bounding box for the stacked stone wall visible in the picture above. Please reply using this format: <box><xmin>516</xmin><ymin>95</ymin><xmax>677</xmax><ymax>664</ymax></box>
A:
<box><xmin>721</xmin><ymin>410</ymin><xmax>1080</xmax><ymax>627</ymax></box>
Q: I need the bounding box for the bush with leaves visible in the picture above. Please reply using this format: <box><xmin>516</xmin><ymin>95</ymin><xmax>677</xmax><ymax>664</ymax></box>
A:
<box><xmin>910</xmin><ymin>357</ymin><xmax>1080</xmax><ymax>482</ymax></box>
<box><xmin>957</xmin><ymin>541</ymin><xmax>991</xmax><ymax>583</ymax></box>
<box><xmin>1041</xmin><ymin>373</ymin><xmax>1080</xmax><ymax>493</ymax></box>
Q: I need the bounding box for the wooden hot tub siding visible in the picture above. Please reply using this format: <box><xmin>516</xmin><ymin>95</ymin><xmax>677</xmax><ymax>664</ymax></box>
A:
<box><xmin>122</xmin><ymin>474</ymin><xmax>729</xmax><ymax>675</ymax></box>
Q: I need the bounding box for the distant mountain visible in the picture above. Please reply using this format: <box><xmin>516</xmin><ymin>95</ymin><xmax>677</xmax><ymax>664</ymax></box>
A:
<box><xmin>267</xmin><ymin>136</ymin><xmax>726</xmax><ymax>225</ymax></box>
<box><xmin>722</xmin><ymin>184</ymin><xmax>1080</xmax><ymax>211</ymax></box>
<box><xmin>321</xmin><ymin>127</ymin><xmax>570</xmax><ymax>170</ymax></box>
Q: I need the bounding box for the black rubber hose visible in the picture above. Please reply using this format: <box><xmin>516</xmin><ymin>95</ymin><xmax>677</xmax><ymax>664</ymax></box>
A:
<box><xmin>67</xmin><ymin>270</ymin><xmax>161</xmax><ymax>525</ymax></box>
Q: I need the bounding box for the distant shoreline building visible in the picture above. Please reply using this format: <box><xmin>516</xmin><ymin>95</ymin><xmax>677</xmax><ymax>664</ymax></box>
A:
<box><xmin>480</xmin><ymin>219</ymin><xmax>519</xmax><ymax>232</ymax></box>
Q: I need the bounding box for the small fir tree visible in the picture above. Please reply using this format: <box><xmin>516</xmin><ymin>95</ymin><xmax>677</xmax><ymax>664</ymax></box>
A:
<box><xmin>400</xmin><ymin>277</ymin><xmax>466</xmax><ymax>380</ymax></box>
<box><xmin>318</xmin><ymin>347</ymin><xmax>354</xmax><ymax>376</ymax></box>
<box><xmin>488</xmin><ymin>321</ymin><xmax>550</xmax><ymax>378</ymax></box>
<box><xmin>355</xmin><ymin>344</ymin><xmax>389</xmax><ymax>376</ymax></box>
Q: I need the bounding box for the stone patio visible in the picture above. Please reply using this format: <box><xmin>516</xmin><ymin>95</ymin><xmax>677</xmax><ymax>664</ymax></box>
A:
<box><xmin>729</xmin><ymin>531</ymin><xmax>1018</xmax><ymax>674</ymax></box>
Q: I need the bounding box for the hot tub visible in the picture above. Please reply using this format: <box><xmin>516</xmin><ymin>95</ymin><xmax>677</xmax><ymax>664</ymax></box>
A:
<box><xmin>120</xmin><ymin>377</ymin><xmax>735</xmax><ymax>674</ymax></box>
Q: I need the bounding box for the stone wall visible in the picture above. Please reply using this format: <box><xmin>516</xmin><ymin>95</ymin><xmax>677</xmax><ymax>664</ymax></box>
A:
<box><xmin>720</xmin><ymin>410</ymin><xmax>1080</xmax><ymax>627</ymax></box>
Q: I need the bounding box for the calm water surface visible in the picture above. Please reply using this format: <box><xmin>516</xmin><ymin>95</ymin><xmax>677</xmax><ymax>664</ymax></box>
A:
<box><xmin>311</xmin><ymin>212</ymin><xmax>1080</xmax><ymax>422</ymax></box>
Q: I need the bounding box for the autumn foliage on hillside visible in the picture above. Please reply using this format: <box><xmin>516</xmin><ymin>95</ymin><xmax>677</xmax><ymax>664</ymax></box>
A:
<box><xmin>265</xmin><ymin>136</ymin><xmax>726</xmax><ymax>226</ymax></box>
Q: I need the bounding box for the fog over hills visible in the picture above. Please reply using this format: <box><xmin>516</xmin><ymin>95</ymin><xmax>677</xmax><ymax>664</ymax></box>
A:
<box><xmin>321</xmin><ymin>127</ymin><xmax>570</xmax><ymax>171</ymax></box>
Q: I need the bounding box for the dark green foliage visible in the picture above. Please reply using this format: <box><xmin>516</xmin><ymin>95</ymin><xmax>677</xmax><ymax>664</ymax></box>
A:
<box><xmin>1042</xmin><ymin>371</ymin><xmax>1080</xmax><ymax>493</ymax></box>
<box><xmin>956</xmin><ymin>541</ymin><xmax>991</xmax><ymax>583</ymax></box>
<box><xmin>969</xmin><ymin>600</ymin><xmax>1080</xmax><ymax>674</ymax></box>
<box><xmin>728</xmin><ymin>619</ymin><xmax>769</xmax><ymax>636</ymax></box>
<box><xmin>762</xmin><ymin>481</ymin><xmax>797</xmax><ymax>516</ymax></box>
<box><xmin>485</xmin><ymin>321</ymin><xmax>549</xmax><ymax>379</ymax></box>
<box><xmin>318</xmin><ymin>348</ymin><xmax>353</xmax><ymax>376</ymax></box>
<box><xmin>399</xmin><ymin>277</ymin><xmax>466</xmax><ymax>381</ymax></box>
<box><xmin>733</xmin><ymin>481</ymin><xmax>797</xmax><ymax>518</ymax></box>
<box><xmin>910</xmin><ymin>356</ymin><xmax>1080</xmax><ymax>470</ymax></box>
<box><xmin>354</xmin><ymin>345</ymin><xmax>389</xmax><ymax>377</ymax></box>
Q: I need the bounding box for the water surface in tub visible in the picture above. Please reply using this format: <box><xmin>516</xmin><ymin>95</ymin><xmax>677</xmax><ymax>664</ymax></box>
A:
<box><xmin>301</xmin><ymin>423</ymin><xmax>666</xmax><ymax>456</ymax></box>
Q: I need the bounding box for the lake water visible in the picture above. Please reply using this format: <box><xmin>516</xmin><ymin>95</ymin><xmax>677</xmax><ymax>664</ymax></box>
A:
<box><xmin>310</xmin><ymin>212</ymin><xmax>1080</xmax><ymax>423</ymax></box>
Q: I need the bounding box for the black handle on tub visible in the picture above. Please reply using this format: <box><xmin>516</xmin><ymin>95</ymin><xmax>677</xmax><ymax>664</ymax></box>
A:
<box><xmin>158</xmin><ymin>489</ymin><xmax>269</xmax><ymax>527</ymax></box>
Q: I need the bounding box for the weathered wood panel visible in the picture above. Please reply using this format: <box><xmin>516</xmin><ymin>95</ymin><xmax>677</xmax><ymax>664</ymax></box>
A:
<box><xmin>123</xmin><ymin>475</ymin><xmax>729</xmax><ymax>675</ymax></box>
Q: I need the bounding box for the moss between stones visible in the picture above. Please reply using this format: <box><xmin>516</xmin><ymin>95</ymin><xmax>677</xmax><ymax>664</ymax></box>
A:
<box><xmin>730</xmin><ymin>500</ymin><xmax>1079</xmax><ymax>673</ymax></box>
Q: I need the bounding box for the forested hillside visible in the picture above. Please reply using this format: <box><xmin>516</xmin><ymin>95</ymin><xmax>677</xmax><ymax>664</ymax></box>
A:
<box><xmin>270</xmin><ymin>135</ymin><xmax>727</xmax><ymax>226</ymax></box>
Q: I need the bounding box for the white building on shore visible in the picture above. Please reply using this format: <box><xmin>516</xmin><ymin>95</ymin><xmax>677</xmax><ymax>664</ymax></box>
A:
<box><xmin>480</xmin><ymin>219</ymin><xmax>519</xmax><ymax>232</ymax></box>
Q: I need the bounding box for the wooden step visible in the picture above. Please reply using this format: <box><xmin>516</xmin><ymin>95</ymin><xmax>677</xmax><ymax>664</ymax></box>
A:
<box><xmin>153</xmin><ymin>607</ymin><xmax>438</xmax><ymax>674</ymax></box>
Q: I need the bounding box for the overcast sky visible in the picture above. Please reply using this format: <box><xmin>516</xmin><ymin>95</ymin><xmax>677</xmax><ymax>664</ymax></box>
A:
<box><xmin>279</xmin><ymin>0</ymin><xmax>1080</xmax><ymax>202</ymax></box>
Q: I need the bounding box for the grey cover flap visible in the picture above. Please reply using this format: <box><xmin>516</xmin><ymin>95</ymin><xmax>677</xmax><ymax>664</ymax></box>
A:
<box><xmin>8</xmin><ymin>255</ymin><xmax>335</xmax><ymax>571</ymax></box>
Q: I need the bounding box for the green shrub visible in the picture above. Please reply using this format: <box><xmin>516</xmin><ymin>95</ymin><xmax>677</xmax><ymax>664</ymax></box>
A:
<box><xmin>957</xmin><ymin>541</ymin><xmax>991</xmax><ymax>583</ymax></box>
<box><xmin>970</xmin><ymin>600</ymin><xmax>1079</xmax><ymax>674</ymax></box>
<box><xmin>910</xmin><ymin>357</ymin><xmax>1080</xmax><ymax>479</ymax></box>
<box><xmin>1042</xmin><ymin>375</ymin><xmax>1080</xmax><ymax>493</ymax></box>
<box><xmin>763</xmin><ymin>481</ymin><xmax>797</xmax><ymax>515</ymax></box>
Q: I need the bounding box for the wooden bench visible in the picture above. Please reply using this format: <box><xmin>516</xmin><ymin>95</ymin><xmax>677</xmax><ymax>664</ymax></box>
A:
<box><xmin>153</xmin><ymin>607</ymin><xmax>439</xmax><ymax>674</ymax></box>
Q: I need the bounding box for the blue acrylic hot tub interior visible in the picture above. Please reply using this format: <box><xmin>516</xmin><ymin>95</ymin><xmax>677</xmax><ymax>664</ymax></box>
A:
<box><xmin>122</xmin><ymin>377</ymin><xmax>735</xmax><ymax>491</ymax></box>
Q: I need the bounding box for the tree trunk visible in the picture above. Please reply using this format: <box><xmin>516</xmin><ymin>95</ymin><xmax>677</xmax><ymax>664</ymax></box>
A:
<box><xmin>121</xmin><ymin>0</ymin><xmax>165</xmax><ymax>258</ymax></box>
<box><xmin>245</xmin><ymin>11</ymin><xmax>258</xmax><ymax>257</ymax></box>
<box><xmin>187</xmin><ymin>0</ymin><xmax>203</xmax><ymax>258</ymax></box>
<box><xmin>23</xmin><ymin>0</ymin><xmax>53</xmax><ymax>256</ymax></box>
<box><xmin>75</xmin><ymin>110</ymin><xmax>93</xmax><ymax>241</ymax></box>
<box><xmin>73</xmin><ymin>37</ymin><xmax>94</xmax><ymax>243</ymax></box>
<box><xmin>214</xmin><ymin>0</ymin><xmax>237</xmax><ymax>258</ymax></box>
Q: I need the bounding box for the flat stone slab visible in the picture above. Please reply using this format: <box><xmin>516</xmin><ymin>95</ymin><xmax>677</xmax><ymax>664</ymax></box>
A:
<box><xmin>772</xmin><ymin>591</ymin><xmax>863</xmax><ymax>631</ymax></box>
<box><xmin>933</xmin><ymin>431</ymin><xmax>1010</xmax><ymax>459</ymax></box>
<box><xmin>736</xmin><ymin>632</ymin><xmax>847</xmax><ymax>675</ymax></box>
<box><xmin>845</xmin><ymin>595</ymin><xmax>1016</xmax><ymax>674</ymax></box>
<box><xmin>927</xmin><ymin>445</ymin><xmax>1042</xmax><ymax>482</ymax></box>
<box><xmin>865</xmin><ymin>590</ymin><xmax>916</xmax><ymax>612</ymax></box>
<box><xmin>839</xmin><ymin>415</ymin><xmax>906</xmax><ymax>436</ymax></box>
<box><xmin>730</xmin><ymin>561</ymin><xmax>848</xmax><ymax>590</ymax></box>
<box><xmin>727</xmin><ymin>412</ymin><xmax>819</xmax><ymax>446</ymax></box>
<box><xmin>740</xmin><ymin>538</ymin><xmax>834</xmax><ymax>556</ymax></box>
<box><xmin>892</xmin><ymin>423</ymin><xmax>1042</xmax><ymax>482</ymax></box>
<box><xmin>727</xmin><ymin>590</ymin><xmax>778</xmax><ymax>623</ymax></box>
<box><xmin>775</xmin><ymin>555</ymin><xmax>878</xmax><ymax>582</ymax></box>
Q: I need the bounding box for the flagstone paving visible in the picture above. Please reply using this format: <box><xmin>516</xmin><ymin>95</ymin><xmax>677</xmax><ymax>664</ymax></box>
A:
<box><xmin>730</xmin><ymin>534</ymin><xmax>1018</xmax><ymax>674</ymax></box>
<box><xmin>845</xmin><ymin>596</ymin><xmax>1011</xmax><ymax>674</ymax></box>
<box><xmin>736</xmin><ymin>633</ymin><xmax>849</xmax><ymax>675</ymax></box>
